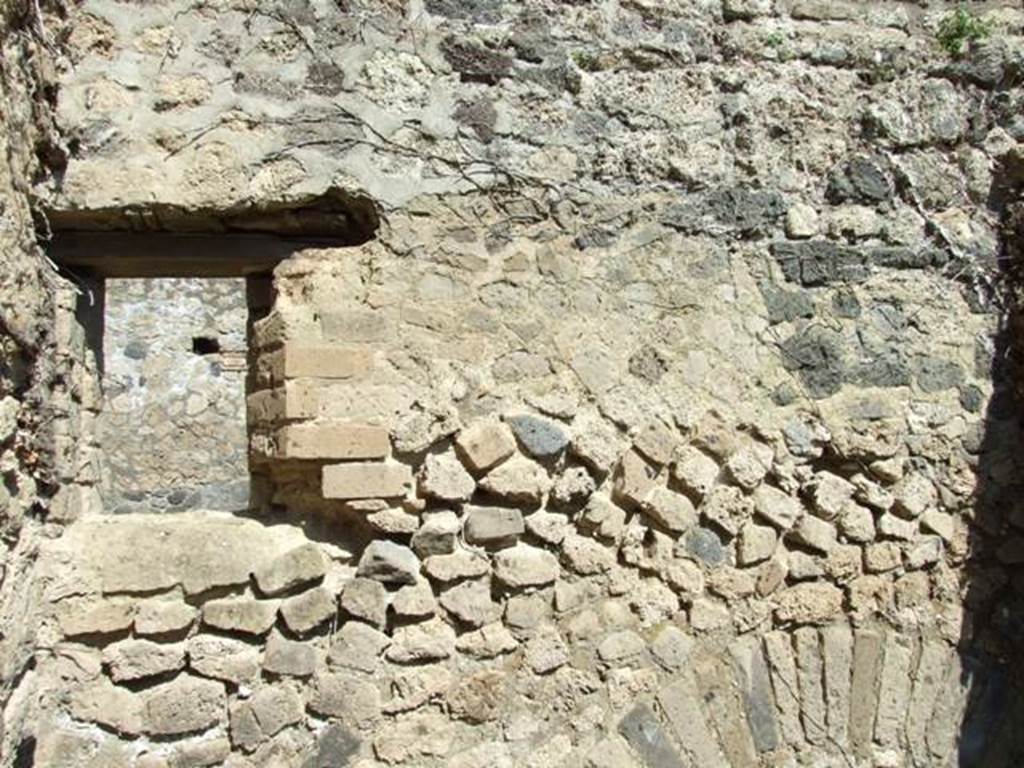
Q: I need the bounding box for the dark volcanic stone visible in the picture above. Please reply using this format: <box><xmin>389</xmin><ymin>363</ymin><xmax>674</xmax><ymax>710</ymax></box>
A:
<box><xmin>685</xmin><ymin>527</ymin><xmax>727</xmax><ymax>567</ymax></box>
<box><xmin>303</xmin><ymin>723</ymin><xmax>360</xmax><ymax>768</ymax></box>
<box><xmin>505</xmin><ymin>414</ymin><xmax>569</xmax><ymax>460</ymax></box>
<box><xmin>827</xmin><ymin>156</ymin><xmax>892</xmax><ymax>204</ymax></box>
<box><xmin>618</xmin><ymin>703</ymin><xmax>685</xmax><ymax>768</ymax></box>
<box><xmin>424</xmin><ymin>0</ymin><xmax>502</xmax><ymax>22</ymax></box>
<box><xmin>771</xmin><ymin>241</ymin><xmax>945</xmax><ymax>287</ymax></box>
<box><xmin>779</xmin><ymin>326</ymin><xmax>845</xmax><ymax>399</ymax></box>
<box><xmin>759</xmin><ymin>283</ymin><xmax>815</xmax><ymax>324</ymax></box>
<box><xmin>663</xmin><ymin>186</ymin><xmax>785</xmax><ymax>237</ymax></box>
<box><xmin>440</xmin><ymin>37</ymin><xmax>512</xmax><ymax>84</ymax></box>
<box><xmin>914</xmin><ymin>356</ymin><xmax>965</xmax><ymax>393</ymax></box>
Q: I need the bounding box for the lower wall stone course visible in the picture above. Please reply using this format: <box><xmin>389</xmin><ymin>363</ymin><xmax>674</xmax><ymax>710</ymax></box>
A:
<box><xmin>849</xmin><ymin>628</ymin><xmax>884</xmax><ymax>759</ymax></box>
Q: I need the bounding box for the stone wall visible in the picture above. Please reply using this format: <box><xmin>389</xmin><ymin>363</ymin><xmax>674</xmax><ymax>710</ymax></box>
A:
<box><xmin>18</xmin><ymin>0</ymin><xmax>1024</xmax><ymax>766</ymax></box>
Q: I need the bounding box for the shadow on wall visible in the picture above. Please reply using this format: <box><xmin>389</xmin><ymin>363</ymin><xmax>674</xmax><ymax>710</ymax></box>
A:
<box><xmin>958</xmin><ymin>154</ymin><xmax>1024</xmax><ymax>766</ymax></box>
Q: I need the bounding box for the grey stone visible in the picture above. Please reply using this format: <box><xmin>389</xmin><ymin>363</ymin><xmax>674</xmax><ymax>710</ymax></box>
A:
<box><xmin>440</xmin><ymin>36</ymin><xmax>512</xmax><ymax>84</ymax></box>
<box><xmin>328</xmin><ymin>621</ymin><xmax>390</xmax><ymax>673</ymax></box>
<box><xmin>618</xmin><ymin>703</ymin><xmax>685</xmax><ymax>768</ymax></box>
<box><xmin>411</xmin><ymin>510</ymin><xmax>460</xmax><ymax>557</ymax></box>
<box><xmin>339</xmin><ymin>577</ymin><xmax>388</xmax><ymax>628</ymax></box>
<box><xmin>134</xmin><ymin>599</ymin><xmax>197</xmax><ymax>637</ymax></box>
<box><xmin>386</xmin><ymin>618</ymin><xmax>456</xmax><ymax>663</ymax></box>
<box><xmin>188</xmin><ymin>635</ymin><xmax>261</xmax><ymax>684</ymax></box>
<box><xmin>760</xmin><ymin>282</ymin><xmax>814</xmax><ymax>324</ymax></box>
<box><xmin>103</xmin><ymin>639</ymin><xmax>185</xmax><ymax>682</ymax></box>
<box><xmin>202</xmin><ymin>597</ymin><xmax>280</xmax><ymax>636</ymax></box>
<box><xmin>682</xmin><ymin>527</ymin><xmax>726</xmax><ymax>567</ymax></box>
<box><xmin>772</xmin><ymin>241</ymin><xmax>942</xmax><ymax>287</ymax></box>
<box><xmin>142</xmin><ymin>675</ymin><xmax>226</xmax><ymax>736</ymax></box>
<box><xmin>914</xmin><ymin>356</ymin><xmax>964</xmax><ymax>392</ymax></box>
<box><xmin>730</xmin><ymin>636</ymin><xmax>780</xmax><ymax>753</ymax></box>
<box><xmin>440</xmin><ymin>579</ymin><xmax>501</xmax><ymax>628</ymax></box>
<box><xmin>305</xmin><ymin>724</ymin><xmax>361</xmax><ymax>768</ymax></box>
<box><xmin>505</xmin><ymin>413</ymin><xmax>569</xmax><ymax>459</ymax></box>
<box><xmin>264</xmin><ymin>631</ymin><xmax>320</xmax><ymax>677</ymax></box>
<box><xmin>254</xmin><ymin>543</ymin><xmax>326</xmax><ymax>597</ymax></box>
<box><xmin>281</xmin><ymin>586</ymin><xmax>337</xmax><ymax>634</ymax></box>
<box><xmin>356</xmin><ymin>540</ymin><xmax>420</xmax><ymax>586</ymax></box>
<box><xmin>249</xmin><ymin>684</ymin><xmax>303</xmax><ymax>737</ymax></box>
<box><xmin>463</xmin><ymin>506</ymin><xmax>524</xmax><ymax>548</ymax></box>
<box><xmin>309</xmin><ymin>672</ymin><xmax>381</xmax><ymax>726</ymax></box>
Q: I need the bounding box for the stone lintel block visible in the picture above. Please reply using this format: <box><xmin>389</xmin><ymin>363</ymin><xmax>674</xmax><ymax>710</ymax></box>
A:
<box><xmin>277</xmin><ymin>423</ymin><xmax>389</xmax><ymax>460</ymax></box>
<box><xmin>323</xmin><ymin>462</ymin><xmax>413</xmax><ymax>500</ymax></box>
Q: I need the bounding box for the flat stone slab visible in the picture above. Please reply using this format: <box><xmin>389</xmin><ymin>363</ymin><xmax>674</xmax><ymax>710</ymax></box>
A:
<box><xmin>49</xmin><ymin>512</ymin><xmax>311</xmax><ymax>596</ymax></box>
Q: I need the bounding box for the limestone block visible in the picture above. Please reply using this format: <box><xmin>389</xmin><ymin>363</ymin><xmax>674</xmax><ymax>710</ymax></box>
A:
<box><xmin>187</xmin><ymin>635</ymin><xmax>261</xmax><ymax>684</ymax></box>
<box><xmin>323</xmin><ymin>462</ymin><xmax>413</xmax><ymax>500</ymax></box>
<box><xmin>550</xmin><ymin>466</ymin><xmax>596</xmax><ymax>508</ymax></box>
<box><xmin>921</xmin><ymin>509</ymin><xmax>955</xmax><ymax>542</ymax></box>
<box><xmin>383</xmin><ymin>666</ymin><xmax>452</xmax><ymax>714</ymax></box>
<box><xmin>277</xmin><ymin>423</ymin><xmax>389</xmax><ymax>460</ymax></box>
<box><xmin>689</xmin><ymin>598</ymin><xmax>730</xmax><ymax>631</ymax></box>
<box><xmin>579</xmin><ymin>493</ymin><xmax>627</xmax><ymax>542</ymax></box>
<box><xmin>864</xmin><ymin>541</ymin><xmax>902</xmax><ymax>573</ymax></box>
<box><xmin>524</xmin><ymin>626</ymin><xmax>569</xmax><ymax>674</ymax></box>
<box><xmin>570</xmin><ymin>414</ymin><xmax>627</xmax><ymax>475</ymax></box>
<box><xmin>60</xmin><ymin>598</ymin><xmax>135</xmax><ymax>638</ymax></box>
<box><xmin>70</xmin><ymin>679</ymin><xmax>144</xmax><ymax>735</ymax></box>
<box><xmin>103</xmin><ymin>639</ymin><xmax>186</xmax><ymax>682</ymax></box>
<box><xmin>447</xmin><ymin>669</ymin><xmax>505</xmax><ymax>723</ymax></box>
<box><xmin>672</xmin><ymin>446</ymin><xmax>719</xmax><ymax>499</ymax></box>
<box><xmin>525</xmin><ymin>510</ymin><xmax>570</xmax><ymax>546</ymax></box>
<box><xmin>328</xmin><ymin>621</ymin><xmax>390</xmax><ymax>673</ymax></box>
<box><xmin>134</xmin><ymin>599</ymin><xmax>197</xmax><ymax>636</ymax></box>
<box><xmin>849</xmin><ymin>629</ymin><xmax>884</xmax><ymax>758</ymax></box>
<box><xmin>892</xmin><ymin>473</ymin><xmax>936</xmax><ymax>519</ymax></box>
<box><xmin>418</xmin><ymin>450</ymin><xmax>475</xmax><ymax>501</ymax></box>
<box><xmin>774</xmin><ymin>582</ymin><xmax>843</xmax><ymax>624</ymax></box>
<box><xmin>455</xmin><ymin>622</ymin><xmax>518</xmax><ymax>659</ymax></box>
<box><xmin>310</xmin><ymin>672</ymin><xmax>381</xmax><ymax>727</ymax></box>
<box><xmin>367</xmin><ymin>507</ymin><xmax>419</xmax><ymax>535</ymax></box>
<box><xmin>263</xmin><ymin>631</ymin><xmax>321</xmax><ymax>677</ymax></box>
<box><xmin>202</xmin><ymin>598</ymin><xmax>280</xmax><ymax>636</ymax></box>
<box><xmin>249</xmin><ymin>684</ymin><xmax>304</xmax><ymax>737</ymax></box>
<box><xmin>808</xmin><ymin>472</ymin><xmax>855</xmax><ymax>520</ymax></box>
<box><xmin>877</xmin><ymin>513</ymin><xmax>916</xmax><ymax>540</ymax></box>
<box><xmin>597</xmin><ymin>630</ymin><xmax>645</xmax><ymax>665</ymax></box>
<box><xmin>725</xmin><ymin>444</ymin><xmax>771</xmax><ymax>490</ymax></box>
<box><xmin>874</xmin><ymin>634</ymin><xmax>915</xmax><ymax>747</ymax></box>
<box><xmin>612</xmin><ymin>450</ymin><xmax>657</xmax><ymax>509</ymax></box>
<box><xmin>821</xmin><ymin>624</ymin><xmax>853</xmax><ymax>750</ymax></box>
<box><xmin>650</xmin><ymin>625</ymin><xmax>694</xmax><ymax>670</ymax></box>
<box><xmin>493</xmin><ymin>543</ymin><xmax>560</xmax><ymax>588</ymax></box>
<box><xmin>632</xmin><ymin>419</ymin><xmax>678</xmax><ymax>466</ymax></box>
<box><xmin>794</xmin><ymin>627</ymin><xmax>827</xmax><ymax>746</ymax></box>
<box><xmin>785</xmin><ymin>203</ymin><xmax>819</xmax><ymax>238</ymax></box>
<box><xmin>753</xmin><ymin>485</ymin><xmax>802</xmax><ymax>530</ymax></box>
<box><xmin>690</xmin><ymin>645</ymin><xmax>759</xmax><ymax>767</ymax></box>
<box><xmin>142</xmin><ymin>675</ymin><xmax>226</xmax><ymax>736</ymax></box>
<box><xmin>339</xmin><ymin>577</ymin><xmax>388</xmax><ymax>627</ymax></box>
<box><xmin>643</xmin><ymin>486</ymin><xmax>697</xmax><ymax>534</ymax></box>
<box><xmin>478</xmin><ymin>454</ymin><xmax>551</xmax><ymax>504</ymax></box>
<box><xmin>391</xmin><ymin>580</ymin><xmax>438</xmax><ymax>619</ymax></box>
<box><xmin>423</xmin><ymin>551</ymin><xmax>491</xmax><ymax>582</ymax></box>
<box><xmin>455</xmin><ymin>421</ymin><xmax>516</xmax><ymax>473</ymax></box>
<box><xmin>657</xmin><ymin>675</ymin><xmax>727</xmax><ymax>766</ymax></box>
<box><xmin>790</xmin><ymin>515</ymin><xmax>837</xmax><ymax>554</ymax></box>
<box><xmin>281</xmin><ymin>586</ymin><xmax>337</xmax><ymax>634</ymax></box>
<box><xmin>439</xmin><ymin>579</ymin><xmax>501</xmax><ymax>628</ymax></box>
<box><xmin>356</xmin><ymin>541</ymin><xmax>420</xmax><ymax>586</ymax></box>
<box><xmin>664</xmin><ymin>558</ymin><xmax>705</xmax><ymax>598</ymax></box>
<box><xmin>561</xmin><ymin>533</ymin><xmax>615</xmax><ymax>575</ymax></box>
<box><xmin>763</xmin><ymin>631</ymin><xmax>804</xmax><ymax>749</ymax></box>
<box><xmin>737</xmin><ymin>523</ymin><xmax>777</xmax><ymax>566</ymax></box>
<box><xmin>463</xmin><ymin>506</ymin><xmax>524</xmax><ymax>548</ymax></box>
<box><xmin>585</xmin><ymin>737</ymin><xmax>641</xmax><ymax>768</ymax></box>
<box><xmin>254</xmin><ymin>543</ymin><xmax>326</xmax><ymax>596</ymax></box>
<box><xmin>411</xmin><ymin>511</ymin><xmax>460</xmax><ymax>557</ymax></box>
<box><xmin>505</xmin><ymin>413</ymin><xmax>569</xmax><ymax>460</ymax></box>
<box><xmin>386</xmin><ymin>618</ymin><xmax>455</xmax><ymax>663</ymax></box>
<box><xmin>839</xmin><ymin>503</ymin><xmax>875</xmax><ymax>543</ymax></box>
